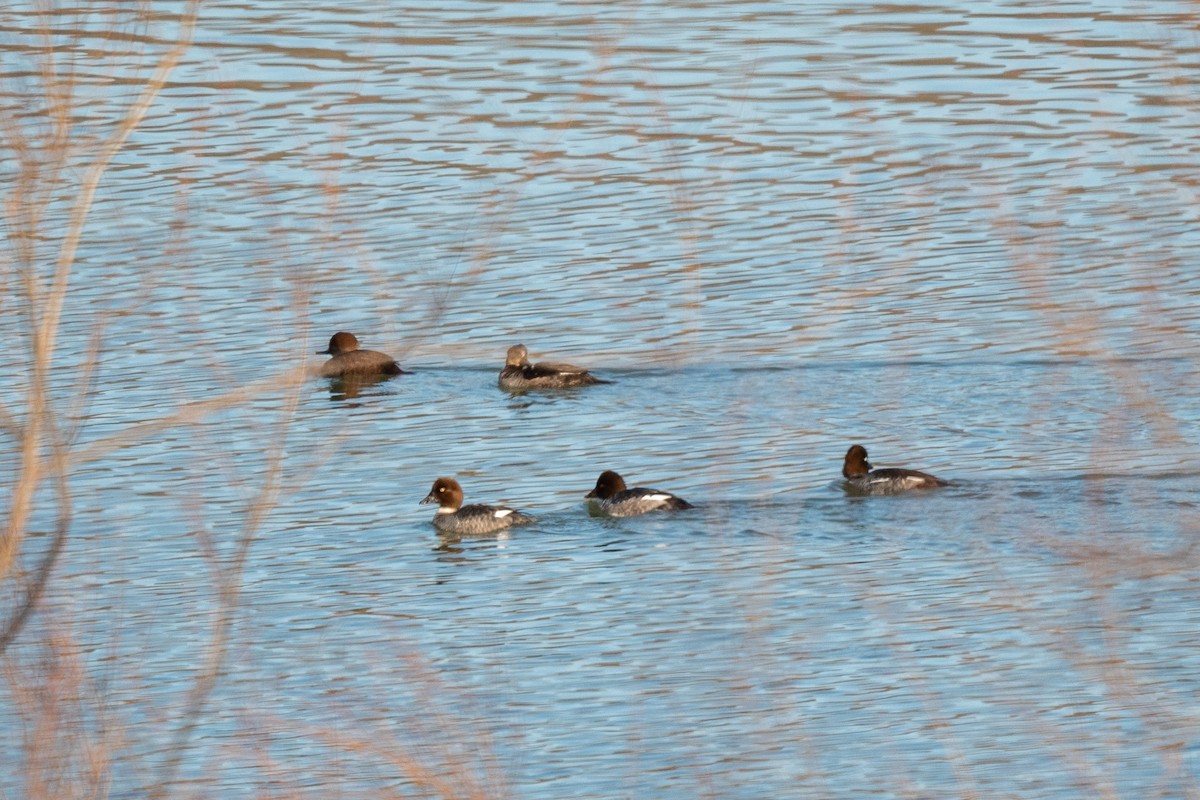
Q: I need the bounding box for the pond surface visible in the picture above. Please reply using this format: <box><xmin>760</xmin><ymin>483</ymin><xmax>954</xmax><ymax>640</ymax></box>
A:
<box><xmin>2</xmin><ymin>0</ymin><xmax>1200</xmax><ymax>797</ymax></box>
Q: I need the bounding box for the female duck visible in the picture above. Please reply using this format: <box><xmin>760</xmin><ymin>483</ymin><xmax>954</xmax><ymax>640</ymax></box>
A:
<box><xmin>421</xmin><ymin>477</ymin><xmax>535</xmax><ymax>535</ymax></box>
<box><xmin>841</xmin><ymin>444</ymin><xmax>947</xmax><ymax>494</ymax></box>
<box><xmin>318</xmin><ymin>331</ymin><xmax>406</xmax><ymax>378</ymax></box>
<box><xmin>585</xmin><ymin>470</ymin><xmax>693</xmax><ymax>517</ymax></box>
<box><xmin>498</xmin><ymin>344</ymin><xmax>606</xmax><ymax>390</ymax></box>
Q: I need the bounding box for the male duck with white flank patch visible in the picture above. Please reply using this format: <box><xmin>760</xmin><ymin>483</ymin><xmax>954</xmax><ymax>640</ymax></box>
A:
<box><xmin>841</xmin><ymin>444</ymin><xmax>948</xmax><ymax>494</ymax></box>
<box><xmin>585</xmin><ymin>470</ymin><xmax>693</xmax><ymax>517</ymax></box>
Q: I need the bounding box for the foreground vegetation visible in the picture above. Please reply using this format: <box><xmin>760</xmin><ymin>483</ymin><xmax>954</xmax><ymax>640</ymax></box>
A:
<box><xmin>3</xmin><ymin>2</ymin><xmax>1198</xmax><ymax>798</ymax></box>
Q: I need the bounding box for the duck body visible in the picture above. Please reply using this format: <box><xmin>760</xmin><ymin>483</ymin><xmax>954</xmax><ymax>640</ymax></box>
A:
<box><xmin>841</xmin><ymin>444</ymin><xmax>947</xmax><ymax>495</ymax></box>
<box><xmin>318</xmin><ymin>331</ymin><xmax>405</xmax><ymax>378</ymax></box>
<box><xmin>498</xmin><ymin>344</ymin><xmax>605</xmax><ymax>391</ymax></box>
<box><xmin>585</xmin><ymin>470</ymin><xmax>693</xmax><ymax>517</ymax></box>
<box><xmin>421</xmin><ymin>477</ymin><xmax>535</xmax><ymax>535</ymax></box>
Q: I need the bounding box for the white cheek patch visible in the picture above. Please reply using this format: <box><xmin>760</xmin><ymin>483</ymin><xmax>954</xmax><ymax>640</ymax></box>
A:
<box><xmin>493</xmin><ymin>508</ymin><xmax>515</xmax><ymax>519</ymax></box>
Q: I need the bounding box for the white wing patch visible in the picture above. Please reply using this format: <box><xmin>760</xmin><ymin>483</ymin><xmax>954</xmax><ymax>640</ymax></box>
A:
<box><xmin>646</xmin><ymin>494</ymin><xmax>672</xmax><ymax>503</ymax></box>
<box><xmin>493</xmin><ymin>508</ymin><xmax>515</xmax><ymax>519</ymax></box>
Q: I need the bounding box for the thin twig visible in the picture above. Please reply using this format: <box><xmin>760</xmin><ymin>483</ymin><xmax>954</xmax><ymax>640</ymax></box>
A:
<box><xmin>1</xmin><ymin>0</ymin><xmax>205</xmax><ymax>649</ymax></box>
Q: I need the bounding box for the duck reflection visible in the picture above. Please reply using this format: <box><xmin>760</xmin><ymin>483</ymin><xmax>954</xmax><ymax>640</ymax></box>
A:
<box><xmin>326</xmin><ymin>372</ymin><xmax>397</xmax><ymax>401</ymax></box>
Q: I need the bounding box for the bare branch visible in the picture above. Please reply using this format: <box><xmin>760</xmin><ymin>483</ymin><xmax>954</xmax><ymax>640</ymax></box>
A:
<box><xmin>1</xmin><ymin>0</ymin><xmax>206</xmax><ymax>644</ymax></box>
<box><xmin>148</xmin><ymin>350</ymin><xmax>306</xmax><ymax>799</ymax></box>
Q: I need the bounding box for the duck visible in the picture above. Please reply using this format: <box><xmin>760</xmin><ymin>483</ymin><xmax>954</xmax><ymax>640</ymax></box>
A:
<box><xmin>841</xmin><ymin>444</ymin><xmax>948</xmax><ymax>494</ymax></box>
<box><xmin>317</xmin><ymin>332</ymin><xmax>406</xmax><ymax>378</ymax></box>
<box><xmin>584</xmin><ymin>470</ymin><xmax>693</xmax><ymax>517</ymax></box>
<box><xmin>498</xmin><ymin>344</ymin><xmax>606</xmax><ymax>391</ymax></box>
<box><xmin>420</xmin><ymin>477</ymin><xmax>535</xmax><ymax>535</ymax></box>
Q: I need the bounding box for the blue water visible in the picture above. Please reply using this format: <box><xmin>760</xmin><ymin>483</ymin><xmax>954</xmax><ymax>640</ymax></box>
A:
<box><xmin>3</xmin><ymin>1</ymin><xmax>1200</xmax><ymax>798</ymax></box>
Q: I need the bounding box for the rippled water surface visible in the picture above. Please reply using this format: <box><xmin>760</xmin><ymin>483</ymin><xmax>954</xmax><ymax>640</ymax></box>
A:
<box><xmin>3</xmin><ymin>1</ymin><xmax>1200</xmax><ymax>797</ymax></box>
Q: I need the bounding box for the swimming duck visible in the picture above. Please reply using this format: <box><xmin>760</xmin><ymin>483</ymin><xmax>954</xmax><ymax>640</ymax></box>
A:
<box><xmin>498</xmin><ymin>344</ymin><xmax>606</xmax><ymax>391</ymax></box>
<box><xmin>420</xmin><ymin>477</ymin><xmax>535</xmax><ymax>535</ymax></box>
<box><xmin>841</xmin><ymin>444</ymin><xmax>947</xmax><ymax>494</ymax></box>
<box><xmin>584</xmin><ymin>470</ymin><xmax>693</xmax><ymax>517</ymax></box>
<box><xmin>317</xmin><ymin>331</ymin><xmax>405</xmax><ymax>378</ymax></box>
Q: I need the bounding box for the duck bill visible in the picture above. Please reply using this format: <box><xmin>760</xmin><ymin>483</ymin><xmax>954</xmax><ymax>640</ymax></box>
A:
<box><xmin>420</xmin><ymin>493</ymin><xmax>437</xmax><ymax>505</ymax></box>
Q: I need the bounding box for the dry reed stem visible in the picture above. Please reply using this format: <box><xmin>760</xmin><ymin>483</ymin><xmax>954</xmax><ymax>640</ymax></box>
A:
<box><xmin>257</xmin><ymin>649</ymin><xmax>512</xmax><ymax>800</ymax></box>
<box><xmin>0</xmin><ymin>7</ymin><xmax>324</xmax><ymax>798</ymax></box>
<box><xmin>1</xmin><ymin>0</ymin><xmax>203</xmax><ymax>635</ymax></box>
<box><xmin>4</xmin><ymin>621</ymin><xmax>117</xmax><ymax>799</ymax></box>
<box><xmin>148</xmin><ymin>360</ymin><xmax>306</xmax><ymax>799</ymax></box>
